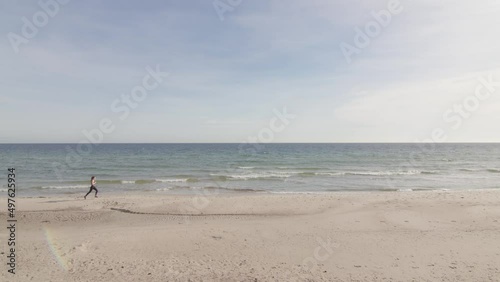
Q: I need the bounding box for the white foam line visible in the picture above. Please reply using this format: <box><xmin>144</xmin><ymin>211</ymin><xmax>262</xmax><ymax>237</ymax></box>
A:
<box><xmin>155</xmin><ymin>179</ymin><xmax>188</xmax><ymax>183</ymax></box>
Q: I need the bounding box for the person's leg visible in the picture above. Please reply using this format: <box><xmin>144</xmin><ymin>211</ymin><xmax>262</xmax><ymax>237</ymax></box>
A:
<box><xmin>84</xmin><ymin>187</ymin><xmax>92</xmax><ymax>199</ymax></box>
<box><xmin>93</xmin><ymin>186</ymin><xmax>98</xmax><ymax>197</ymax></box>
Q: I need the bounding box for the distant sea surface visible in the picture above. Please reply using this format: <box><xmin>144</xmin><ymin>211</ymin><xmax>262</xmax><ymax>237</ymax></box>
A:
<box><xmin>1</xmin><ymin>143</ymin><xmax>500</xmax><ymax>196</ymax></box>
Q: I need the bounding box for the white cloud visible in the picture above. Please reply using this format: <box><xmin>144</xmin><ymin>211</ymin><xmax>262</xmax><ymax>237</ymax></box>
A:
<box><xmin>2</xmin><ymin>0</ymin><xmax>500</xmax><ymax>142</ymax></box>
<box><xmin>334</xmin><ymin>69</ymin><xmax>500</xmax><ymax>141</ymax></box>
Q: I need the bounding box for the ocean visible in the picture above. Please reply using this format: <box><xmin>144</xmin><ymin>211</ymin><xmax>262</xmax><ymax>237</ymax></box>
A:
<box><xmin>1</xmin><ymin>143</ymin><xmax>500</xmax><ymax>196</ymax></box>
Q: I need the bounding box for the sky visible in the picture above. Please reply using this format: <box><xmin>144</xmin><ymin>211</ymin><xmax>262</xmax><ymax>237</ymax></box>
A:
<box><xmin>1</xmin><ymin>0</ymin><xmax>500</xmax><ymax>143</ymax></box>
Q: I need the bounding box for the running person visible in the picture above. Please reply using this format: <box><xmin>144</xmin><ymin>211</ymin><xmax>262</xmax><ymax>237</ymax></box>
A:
<box><xmin>84</xmin><ymin>176</ymin><xmax>98</xmax><ymax>199</ymax></box>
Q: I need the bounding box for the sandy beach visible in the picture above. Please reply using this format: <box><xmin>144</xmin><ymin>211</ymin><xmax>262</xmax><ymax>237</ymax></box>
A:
<box><xmin>1</xmin><ymin>190</ymin><xmax>500</xmax><ymax>281</ymax></box>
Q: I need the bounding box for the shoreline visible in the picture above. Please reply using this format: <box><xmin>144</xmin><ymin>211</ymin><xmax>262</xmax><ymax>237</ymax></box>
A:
<box><xmin>1</xmin><ymin>190</ymin><xmax>499</xmax><ymax>281</ymax></box>
<box><xmin>7</xmin><ymin>186</ymin><xmax>500</xmax><ymax>199</ymax></box>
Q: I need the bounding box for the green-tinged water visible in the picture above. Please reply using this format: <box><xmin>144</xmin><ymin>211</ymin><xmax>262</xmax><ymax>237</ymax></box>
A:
<box><xmin>1</xmin><ymin>143</ymin><xmax>500</xmax><ymax>196</ymax></box>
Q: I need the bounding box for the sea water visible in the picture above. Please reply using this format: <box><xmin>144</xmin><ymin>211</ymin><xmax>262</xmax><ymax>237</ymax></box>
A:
<box><xmin>1</xmin><ymin>143</ymin><xmax>500</xmax><ymax>196</ymax></box>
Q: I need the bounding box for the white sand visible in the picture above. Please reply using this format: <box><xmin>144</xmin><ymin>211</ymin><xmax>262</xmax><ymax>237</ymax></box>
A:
<box><xmin>1</xmin><ymin>190</ymin><xmax>500</xmax><ymax>281</ymax></box>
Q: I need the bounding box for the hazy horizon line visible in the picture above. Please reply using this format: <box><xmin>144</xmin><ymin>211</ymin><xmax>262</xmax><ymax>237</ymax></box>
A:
<box><xmin>2</xmin><ymin>142</ymin><xmax>500</xmax><ymax>145</ymax></box>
